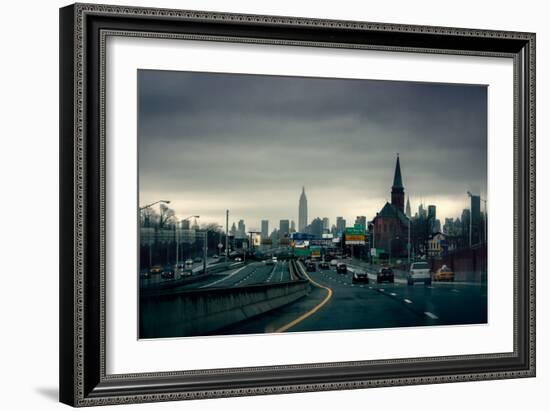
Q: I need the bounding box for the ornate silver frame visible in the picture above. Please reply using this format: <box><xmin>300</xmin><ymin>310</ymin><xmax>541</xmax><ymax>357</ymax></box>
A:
<box><xmin>60</xmin><ymin>3</ymin><xmax>535</xmax><ymax>407</ymax></box>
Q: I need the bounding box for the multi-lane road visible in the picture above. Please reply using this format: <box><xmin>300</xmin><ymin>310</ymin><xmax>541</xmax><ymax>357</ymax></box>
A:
<box><xmin>141</xmin><ymin>258</ymin><xmax>487</xmax><ymax>335</ymax></box>
<box><xmin>215</xmin><ymin>261</ymin><xmax>487</xmax><ymax>335</ymax></box>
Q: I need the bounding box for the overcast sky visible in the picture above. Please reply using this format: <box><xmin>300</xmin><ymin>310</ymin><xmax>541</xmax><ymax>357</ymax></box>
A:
<box><xmin>138</xmin><ymin>69</ymin><xmax>487</xmax><ymax>231</ymax></box>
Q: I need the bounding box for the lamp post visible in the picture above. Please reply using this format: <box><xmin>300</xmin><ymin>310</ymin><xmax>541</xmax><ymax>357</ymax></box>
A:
<box><xmin>139</xmin><ymin>199</ymin><xmax>170</xmax><ymax>211</ymax></box>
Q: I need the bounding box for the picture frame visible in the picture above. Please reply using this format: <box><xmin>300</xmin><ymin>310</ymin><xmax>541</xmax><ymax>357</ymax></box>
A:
<box><xmin>59</xmin><ymin>2</ymin><xmax>535</xmax><ymax>407</ymax></box>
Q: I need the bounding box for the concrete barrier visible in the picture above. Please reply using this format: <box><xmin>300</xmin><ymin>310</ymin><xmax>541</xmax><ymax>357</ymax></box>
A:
<box><xmin>140</xmin><ymin>279</ymin><xmax>311</xmax><ymax>338</ymax></box>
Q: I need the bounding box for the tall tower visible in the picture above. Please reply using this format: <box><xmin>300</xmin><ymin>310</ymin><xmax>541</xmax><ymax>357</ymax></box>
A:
<box><xmin>298</xmin><ymin>186</ymin><xmax>308</xmax><ymax>232</ymax></box>
<box><xmin>405</xmin><ymin>195</ymin><xmax>412</xmax><ymax>218</ymax></box>
<box><xmin>391</xmin><ymin>154</ymin><xmax>405</xmax><ymax>213</ymax></box>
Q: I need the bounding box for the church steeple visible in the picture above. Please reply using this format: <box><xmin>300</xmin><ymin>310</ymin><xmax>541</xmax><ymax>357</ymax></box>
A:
<box><xmin>392</xmin><ymin>154</ymin><xmax>403</xmax><ymax>189</ymax></box>
<box><xmin>391</xmin><ymin>154</ymin><xmax>405</xmax><ymax>213</ymax></box>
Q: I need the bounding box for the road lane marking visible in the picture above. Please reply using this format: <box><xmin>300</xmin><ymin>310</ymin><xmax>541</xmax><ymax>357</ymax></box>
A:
<box><xmin>390</xmin><ymin>292</ymin><xmax>397</xmax><ymax>296</ymax></box>
<box><xmin>424</xmin><ymin>311</ymin><xmax>439</xmax><ymax>319</ymax></box>
<box><xmin>266</xmin><ymin>262</ymin><xmax>278</xmax><ymax>282</ymax></box>
<box><xmin>404</xmin><ymin>299</ymin><xmax>413</xmax><ymax>304</ymax></box>
<box><xmin>275</xmin><ymin>263</ymin><xmax>333</xmax><ymax>333</ymax></box>
<box><xmin>199</xmin><ymin>264</ymin><xmax>249</xmax><ymax>288</ymax></box>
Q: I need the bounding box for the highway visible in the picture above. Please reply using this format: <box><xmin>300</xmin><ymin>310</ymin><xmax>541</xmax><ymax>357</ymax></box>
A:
<box><xmin>217</xmin><ymin>262</ymin><xmax>487</xmax><ymax>335</ymax></box>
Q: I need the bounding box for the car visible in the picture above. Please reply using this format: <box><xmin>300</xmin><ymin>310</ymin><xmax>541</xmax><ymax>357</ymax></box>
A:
<box><xmin>377</xmin><ymin>267</ymin><xmax>395</xmax><ymax>283</ymax></box>
<box><xmin>235</xmin><ymin>257</ymin><xmax>242</xmax><ymax>262</ymax></box>
<box><xmin>180</xmin><ymin>268</ymin><xmax>193</xmax><ymax>277</ymax></box>
<box><xmin>184</xmin><ymin>259</ymin><xmax>194</xmax><ymax>267</ymax></box>
<box><xmin>149</xmin><ymin>265</ymin><xmax>162</xmax><ymax>274</ymax></box>
<box><xmin>264</xmin><ymin>258</ymin><xmax>274</xmax><ymax>265</ymax></box>
<box><xmin>319</xmin><ymin>261</ymin><xmax>330</xmax><ymax>269</ymax></box>
<box><xmin>352</xmin><ymin>269</ymin><xmax>369</xmax><ymax>283</ymax></box>
<box><xmin>175</xmin><ymin>263</ymin><xmax>185</xmax><ymax>271</ymax></box>
<box><xmin>306</xmin><ymin>261</ymin><xmax>316</xmax><ymax>272</ymax></box>
<box><xmin>161</xmin><ymin>269</ymin><xmax>175</xmax><ymax>279</ymax></box>
<box><xmin>434</xmin><ymin>265</ymin><xmax>454</xmax><ymax>281</ymax></box>
<box><xmin>193</xmin><ymin>257</ymin><xmax>203</xmax><ymax>263</ymax></box>
<box><xmin>329</xmin><ymin>259</ymin><xmax>338</xmax><ymax>267</ymax></box>
<box><xmin>407</xmin><ymin>261</ymin><xmax>432</xmax><ymax>285</ymax></box>
<box><xmin>212</xmin><ymin>254</ymin><xmax>219</xmax><ymax>259</ymax></box>
<box><xmin>272</xmin><ymin>256</ymin><xmax>278</xmax><ymax>263</ymax></box>
<box><xmin>336</xmin><ymin>262</ymin><xmax>347</xmax><ymax>274</ymax></box>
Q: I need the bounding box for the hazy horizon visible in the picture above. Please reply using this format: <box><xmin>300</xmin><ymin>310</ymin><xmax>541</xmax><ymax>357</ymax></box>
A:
<box><xmin>138</xmin><ymin>70</ymin><xmax>488</xmax><ymax>232</ymax></box>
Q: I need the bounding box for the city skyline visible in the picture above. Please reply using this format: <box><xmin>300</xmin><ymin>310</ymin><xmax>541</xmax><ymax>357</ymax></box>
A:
<box><xmin>138</xmin><ymin>70</ymin><xmax>487</xmax><ymax>231</ymax></box>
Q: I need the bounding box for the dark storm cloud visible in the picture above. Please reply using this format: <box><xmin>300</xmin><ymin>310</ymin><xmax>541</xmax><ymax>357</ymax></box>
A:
<box><xmin>138</xmin><ymin>69</ymin><xmax>487</xmax><ymax>228</ymax></box>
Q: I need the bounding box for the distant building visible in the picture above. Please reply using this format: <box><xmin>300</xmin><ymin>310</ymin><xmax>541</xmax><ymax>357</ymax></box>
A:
<box><xmin>261</xmin><ymin>220</ymin><xmax>269</xmax><ymax>238</ymax></box>
<box><xmin>336</xmin><ymin>217</ymin><xmax>346</xmax><ymax>234</ymax></box>
<box><xmin>181</xmin><ymin>219</ymin><xmax>190</xmax><ymax>230</ymax></box>
<box><xmin>322</xmin><ymin>217</ymin><xmax>330</xmax><ymax>232</ymax></box>
<box><xmin>290</xmin><ymin>220</ymin><xmax>296</xmax><ymax>233</ymax></box>
<box><xmin>310</xmin><ymin>217</ymin><xmax>324</xmax><ymax>238</ymax></box>
<box><xmin>371</xmin><ymin>154</ymin><xmax>410</xmax><ymax>257</ymax></box>
<box><xmin>279</xmin><ymin>219</ymin><xmax>290</xmax><ymax>237</ymax></box>
<box><xmin>418</xmin><ymin>203</ymin><xmax>427</xmax><ymax>218</ymax></box>
<box><xmin>461</xmin><ymin>208</ymin><xmax>471</xmax><ymax>245</ymax></box>
<box><xmin>470</xmin><ymin>194</ymin><xmax>481</xmax><ymax>245</ymax></box>
<box><xmin>428</xmin><ymin>232</ymin><xmax>446</xmax><ymax>257</ymax></box>
<box><xmin>355</xmin><ymin>216</ymin><xmax>367</xmax><ymax>230</ymax></box>
<box><xmin>237</xmin><ymin>219</ymin><xmax>246</xmax><ymax>238</ymax></box>
<box><xmin>298</xmin><ymin>186</ymin><xmax>308</xmax><ymax>232</ymax></box>
<box><xmin>405</xmin><ymin>195</ymin><xmax>412</xmax><ymax>218</ymax></box>
<box><xmin>428</xmin><ymin>205</ymin><xmax>437</xmax><ymax>233</ymax></box>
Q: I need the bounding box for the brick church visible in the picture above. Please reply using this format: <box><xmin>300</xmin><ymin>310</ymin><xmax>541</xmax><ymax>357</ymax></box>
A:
<box><xmin>371</xmin><ymin>155</ymin><xmax>410</xmax><ymax>258</ymax></box>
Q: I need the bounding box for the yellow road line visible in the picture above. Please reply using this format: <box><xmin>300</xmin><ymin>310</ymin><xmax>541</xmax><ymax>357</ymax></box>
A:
<box><xmin>275</xmin><ymin>264</ymin><xmax>333</xmax><ymax>333</ymax></box>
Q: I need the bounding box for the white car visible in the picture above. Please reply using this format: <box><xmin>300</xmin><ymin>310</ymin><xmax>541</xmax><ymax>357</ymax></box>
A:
<box><xmin>235</xmin><ymin>257</ymin><xmax>242</xmax><ymax>262</ymax></box>
<box><xmin>407</xmin><ymin>261</ymin><xmax>432</xmax><ymax>285</ymax></box>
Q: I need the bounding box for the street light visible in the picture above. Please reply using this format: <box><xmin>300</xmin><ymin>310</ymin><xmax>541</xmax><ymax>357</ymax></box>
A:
<box><xmin>139</xmin><ymin>199</ymin><xmax>170</xmax><ymax>211</ymax></box>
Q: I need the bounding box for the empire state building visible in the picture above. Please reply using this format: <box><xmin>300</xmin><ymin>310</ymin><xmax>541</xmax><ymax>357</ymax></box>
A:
<box><xmin>298</xmin><ymin>186</ymin><xmax>308</xmax><ymax>232</ymax></box>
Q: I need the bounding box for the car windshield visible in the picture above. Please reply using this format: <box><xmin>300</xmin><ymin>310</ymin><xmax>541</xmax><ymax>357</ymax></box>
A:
<box><xmin>413</xmin><ymin>262</ymin><xmax>429</xmax><ymax>269</ymax></box>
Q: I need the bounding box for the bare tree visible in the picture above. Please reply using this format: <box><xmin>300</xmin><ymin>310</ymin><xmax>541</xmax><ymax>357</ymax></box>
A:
<box><xmin>158</xmin><ymin>203</ymin><xmax>175</xmax><ymax>229</ymax></box>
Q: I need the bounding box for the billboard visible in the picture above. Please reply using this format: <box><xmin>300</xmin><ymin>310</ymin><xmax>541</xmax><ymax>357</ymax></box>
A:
<box><xmin>345</xmin><ymin>226</ymin><xmax>365</xmax><ymax>245</ymax></box>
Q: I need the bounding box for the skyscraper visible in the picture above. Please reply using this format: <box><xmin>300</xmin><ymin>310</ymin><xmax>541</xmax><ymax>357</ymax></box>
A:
<box><xmin>470</xmin><ymin>194</ymin><xmax>481</xmax><ymax>245</ymax></box>
<box><xmin>279</xmin><ymin>219</ymin><xmax>290</xmax><ymax>237</ymax></box>
<box><xmin>290</xmin><ymin>220</ymin><xmax>296</xmax><ymax>233</ymax></box>
<box><xmin>261</xmin><ymin>220</ymin><xmax>269</xmax><ymax>239</ymax></box>
<box><xmin>405</xmin><ymin>195</ymin><xmax>412</xmax><ymax>218</ymax></box>
<box><xmin>355</xmin><ymin>216</ymin><xmax>367</xmax><ymax>230</ymax></box>
<box><xmin>310</xmin><ymin>218</ymin><xmax>324</xmax><ymax>238</ymax></box>
<box><xmin>237</xmin><ymin>219</ymin><xmax>246</xmax><ymax>238</ymax></box>
<box><xmin>298</xmin><ymin>186</ymin><xmax>308</xmax><ymax>232</ymax></box>
<box><xmin>336</xmin><ymin>216</ymin><xmax>346</xmax><ymax>234</ymax></box>
<box><xmin>322</xmin><ymin>217</ymin><xmax>330</xmax><ymax>233</ymax></box>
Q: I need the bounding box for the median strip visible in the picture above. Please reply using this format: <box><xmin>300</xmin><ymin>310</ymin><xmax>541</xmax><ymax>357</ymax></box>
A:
<box><xmin>275</xmin><ymin>262</ymin><xmax>333</xmax><ymax>333</ymax></box>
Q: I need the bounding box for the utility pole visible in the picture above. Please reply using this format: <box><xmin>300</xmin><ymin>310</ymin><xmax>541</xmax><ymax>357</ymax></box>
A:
<box><xmin>175</xmin><ymin>220</ymin><xmax>179</xmax><ymax>267</ymax></box>
<box><xmin>203</xmin><ymin>231</ymin><xmax>208</xmax><ymax>274</ymax></box>
<box><xmin>225</xmin><ymin>209</ymin><xmax>229</xmax><ymax>262</ymax></box>
<box><xmin>408</xmin><ymin>217</ymin><xmax>411</xmax><ymax>264</ymax></box>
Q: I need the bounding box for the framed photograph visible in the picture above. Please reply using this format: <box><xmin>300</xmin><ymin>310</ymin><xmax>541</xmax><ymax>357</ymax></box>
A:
<box><xmin>59</xmin><ymin>3</ymin><xmax>536</xmax><ymax>407</ymax></box>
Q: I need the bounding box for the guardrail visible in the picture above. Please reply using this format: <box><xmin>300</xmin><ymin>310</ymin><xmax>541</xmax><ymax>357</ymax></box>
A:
<box><xmin>140</xmin><ymin>278</ymin><xmax>311</xmax><ymax>338</ymax></box>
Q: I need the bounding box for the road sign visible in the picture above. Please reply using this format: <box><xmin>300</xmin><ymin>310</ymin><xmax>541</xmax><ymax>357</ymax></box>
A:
<box><xmin>294</xmin><ymin>248</ymin><xmax>311</xmax><ymax>257</ymax></box>
<box><xmin>345</xmin><ymin>226</ymin><xmax>365</xmax><ymax>245</ymax></box>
